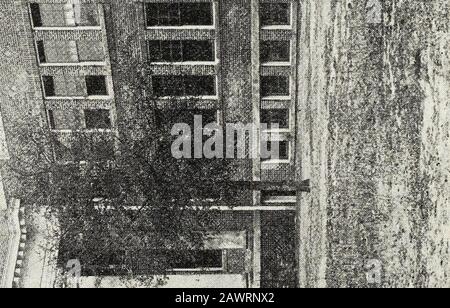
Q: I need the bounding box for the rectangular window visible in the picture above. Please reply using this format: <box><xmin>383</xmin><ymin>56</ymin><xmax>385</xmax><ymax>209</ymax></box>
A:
<box><xmin>85</xmin><ymin>76</ymin><xmax>108</xmax><ymax>96</ymax></box>
<box><xmin>260</xmin><ymin>3</ymin><xmax>291</xmax><ymax>26</ymax></box>
<box><xmin>171</xmin><ymin>250</ymin><xmax>223</xmax><ymax>270</ymax></box>
<box><xmin>43</xmin><ymin>76</ymin><xmax>55</xmax><ymax>97</ymax></box>
<box><xmin>84</xmin><ymin>109</ymin><xmax>112</xmax><ymax>129</ymax></box>
<box><xmin>30</xmin><ymin>3</ymin><xmax>42</xmax><ymax>27</ymax></box>
<box><xmin>261</xmin><ymin>76</ymin><xmax>290</xmax><ymax>97</ymax></box>
<box><xmin>48</xmin><ymin>110</ymin><xmax>56</xmax><ymax>129</ymax></box>
<box><xmin>30</xmin><ymin>3</ymin><xmax>98</xmax><ymax>27</ymax></box>
<box><xmin>146</xmin><ymin>3</ymin><xmax>213</xmax><ymax>27</ymax></box>
<box><xmin>153</xmin><ymin>75</ymin><xmax>216</xmax><ymax>97</ymax></box>
<box><xmin>36</xmin><ymin>41</ymin><xmax>46</xmax><ymax>63</ymax></box>
<box><xmin>261</xmin><ymin>41</ymin><xmax>290</xmax><ymax>63</ymax></box>
<box><xmin>262</xmin><ymin>191</ymin><xmax>297</xmax><ymax>203</ymax></box>
<box><xmin>263</xmin><ymin>140</ymin><xmax>289</xmax><ymax>161</ymax></box>
<box><xmin>148</xmin><ymin>40</ymin><xmax>215</xmax><ymax>63</ymax></box>
<box><xmin>261</xmin><ymin>109</ymin><xmax>289</xmax><ymax>129</ymax></box>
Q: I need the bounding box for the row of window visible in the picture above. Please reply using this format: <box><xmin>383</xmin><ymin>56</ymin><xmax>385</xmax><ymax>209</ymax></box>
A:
<box><xmin>30</xmin><ymin>3</ymin><xmax>99</xmax><ymax>27</ymax></box>
<box><xmin>36</xmin><ymin>40</ymin><xmax>104</xmax><ymax>64</ymax></box>
<box><xmin>43</xmin><ymin>75</ymin><xmax>108</xmax><ymax>97</ymax></box>
<box><xmin>42</xmin><ymin>74</ymin><xmax>289</xmax><ymax>98</ymax></box>
<box><xmin>147</xmin><ymin>40</ymin><xmax>289</xmax><ymax>63</ymax></box>
<box><xmin>151</xmin><ymin>75</ymin><xmax>289</xmax><ymax>97</ymax></box>
<box><xmin>30</xmin><ymin>2</ymin><xmax>291</xmax><ymax>28</ymax></box>
<box><xmin>48</xmin><ymin>109</ymin><xmax>112</xmax><ymax>130</ymax></box>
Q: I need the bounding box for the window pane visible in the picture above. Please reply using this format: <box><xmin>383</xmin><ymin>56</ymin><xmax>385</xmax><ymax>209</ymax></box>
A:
<box><xmin>153</xmin><ymin>75</ymin><xmax>215</xmax><ymax>97</ymax></box>
<box><xmin>148</xmin><ymin>41</ymin><xmax>162</xmax><ymax>62</ymax></box>
<box><xmin>261</xmin><ymin>109</ymin><xmax>289</xmax><ymax>129</ymax></box>
<box><xmin>36</xmin><ymin>41</ymin><xmax>46</xmax><ymax>63</ymax></box>
<box><xmin>30</xmin><ymin>3</ymin><xmax>42</xmax><ymax>27</ymax></box>
<box><xmin>78</xmin><ymin>41</ymin><xmax>104</xmax><ymax>62</ymax></box>
<box><xmin>180</xmin><ymin>3</ymin><xmax>213</xmax><ymax>26</ymax></box>
<box><xmin>171</xmin><ymin>250</ymin><xmax>223</xmax><ymax>269</ymax></box>
<box><xmin>43</xmin><ymin>76</ymin><xmax>55</xmax><ymax>97</ymax></box>
<box><xmin>264</xmin><ymin>140</ymin><xmax>289</xmax><ymax>161</ymax></box>
<box><xmin>261</xmin><ymin>41</ymin><xmax>290</xmax><ymax>63</ymax></box>
<box><xmin>84</xmin><ymin>109</ymin><xmax>111</xmax><ymax>129</ymax></box>
<box><xmin>182</xmin><ymin>40</ymin><xmax>215</xmax><ymax>62</ymax></box>
<box><xmin>146</xmin><ymin>3</ymin><xmax>213</xmax><ymax>26</ymax></box>
<box><xmin>260</xmin><ymin>3</ymin><xmax>290</xmax><ymax>26</ymax></box>
<box><xmin>77</xmin><ymin>4</ymin><xmax>99</xmax><ymax>26</ymax></box>
<box><xmin>86</xmin><ymin>76</ymin><xmax>108</xmax><ymax>96</ymax></box>
<box><xmin>261</xmin><ymin>76</ymin><xmax>290</xmax><ymax>96</ymax></box>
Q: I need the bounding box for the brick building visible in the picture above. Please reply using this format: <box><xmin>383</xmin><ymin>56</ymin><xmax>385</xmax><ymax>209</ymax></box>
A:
<box><xmin>3</xmin><ymin>0</ymin><xmax>448</xmax><ymax>289</ymax></box>
<box><xmin>0</xmin><ymin>0</ymin><xmax>306</xmax><ymax>288</ymax></box>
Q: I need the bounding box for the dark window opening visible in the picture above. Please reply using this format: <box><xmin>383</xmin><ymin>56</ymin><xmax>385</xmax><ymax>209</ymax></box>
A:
<box><xmin>148</xmin><ymin>40</ymin><xmax>215</xmax><ymax>62</ymax></box>
<box><xmin>260</xmin><ymin>3</ymin><xmax>290</xmax><ymax>26</ymax></box>
<box><xmin>263</xmin><ymin>140</ymin><xmax>289</xmax><ymax>161</ymax></box>
<box><xmin>48</xmin><ymin>110</ymin><xmax>56</xmax><ymax>129</ymax></box>
<box><xmin>153</xmin><ymin>75</ymin><xmax>216</xmax><ymax>97</ymax></box>
<box><xmin>261</xmin><ymin>109</ymin><xmax>289</xmax><ymax>129</ymax></box>
<box><xmin>261</xmin><ymin>40</ymin><xmax>290</xmax><ymax>63</ymax></box>
<box><xmin>170</xmin><ymin>250</ymin><xmax>223</xmax><ymax>270</ymax></box>
<box><xmin>36</xmin><ymin>41</ymin><xmax>46</xmax><ymax>63</ymax></box>
<box><xmin>30</xmin><ymin>3</ymin><xmax>42</xmax><ymax>27</ymax></box>
<box><xmin>85</xmin><ymin>76</ymin><xmax>108</xmax><ymax>96</ymax></box>
<box><xmin>84</xmin><ymin>109</ymin><xmax>112</xmax><ymax>129</ymax></box>
<box><xmin>261</xmin><ymin>76</ymin><xmax>290</xmax><ymax>97</ymax></box>
<box><xmin>43</xmin><ymin>76</ymin><xmax>55</xmax><ymax>97</ymax></box>
<box><xmin>146</xmin><ymin>3</ymin><xmax>213</xmax><ymax>27</ymax></box>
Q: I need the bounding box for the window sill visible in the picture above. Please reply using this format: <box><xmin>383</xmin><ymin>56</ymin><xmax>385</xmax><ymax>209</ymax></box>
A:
<box><xmin>261</xmin><ymin>128</ymin><xmax>291</xmax><ymax>134</ymax></box>
<box><xmin>261</xmin><ymin>96</ymin><xmax>291</xmax><ymax>101</ymax></box>
<box><xmin>45</xmin><ymin>96</ymin><xmax>111</xmax><ymax>100</ymax></box>
<box><xmin>146</xmin><ymin>25</ymin><xmax>215</xmax><ymax>30</ymax></box>
<box><xmin>33</xmin><ymin>26</ymin><xmax>102</xmax><ymax>31</ymax></box>
<box><xmin>150</xmin><ymin>61</ymin><xmax>218</xmax><ymax>66</ymax></box>
<box><xmin>40</xmin><ymin>62</ymin><xmax>106</xmax><ymax>67</ymax></box>
<box><xmin>261</xmin><ymin>25</ymin><xmax>293</xmax><ymax>30</ymax></box>
<box><xmin>261</xmin><ymin>160</ymin><xmax>291</xmax><ymax>168</ymax></box>
<box><xmin>51</xmin><ymin>129</ymin><xmax>113</xmax><ymax>133</ymax></box>
<box><xmin>261</xmin><ymin>62</ymin><xmax>292</xmax><ymax>67</ymax></box>
<box><xmin>156</xmin><ymin>95</ymin><xmax>218</xmax><ymax>100</ymax></box>
<box><xmin>171</xmin><ymin>268</ymin><xmax>224</xmax><ymax>273</ymax></box>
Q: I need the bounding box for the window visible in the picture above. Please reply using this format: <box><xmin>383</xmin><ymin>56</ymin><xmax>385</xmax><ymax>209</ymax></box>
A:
<box><xmin>262</xmin><ymin>140</ymin><xmax>289</xmax><ymax>161</ymax></box>
<box><xmin>42</xmin><ymin>76</ymin><xmax>55</xmax><ymax>97</ymax></box>
<box><xmin>153</xmin><ymin>75</ymin><xmax>216</xmax><ymax>97</ymax></box>
<box><xmin>36</xmin><ymin>41</ymin><xmax>46</xmax><ymax>63</ymax></box>
<box><xmin>146</xmin><ymin>3</ymin><xmax>213</xmax><ymax>27</ymax></box>
<box><xmin>262</xmin><ymin>191</ymin><xmax>297</xmax><ymax>203</ymax></box>
<box><xmin>148</xmin><ymin>40</ymin><xmax>215</xmax><ymax>62</ymax></box>
<box><xmin>261</xmin><ymin>76</ymin><xmax>290</xmax><ymax>97</ymax></box>
<box><xmin>171</xmin><ymin>250</ymin><xmax>223</xmax><ymax>270</ymax></box>
<box><xmin>261</xmin><ymin>109</ymin><xmax>289</xmax><ymax>129</ymax></box>
<box><xmin>29</xmin><ymin>3</ymin><xmax>99</xmax><ymax>27</ymax></box>
<box><xmin>84</xmin><ymin>109</ymin><xmax>112</xmax><ymax>129</ymax></box>
<box><xmin>261</xmin><ymin>41</ymin><xmax>290</xmax><ymax>63</ymax></box>
<box><xmin>48</xmin><ymin>110</ymin><xmax>56</xmax><ymax>129</ymax></box>
<box><xmin>260</xmin><ymin>3</ymin><xmax>291</xmax><ymax>26</ymax></box>
<box><xmin>30</xmin><ymin>3</ymin><xmax>42</xmax><ymax>27</ymax></box>
<box><xmin>85</xmin><ymin>76</ymin><xmax>108</xmax><ymax>96</ymax></box>
<box><xmin>37</xmin><ymin>41</ymin><xmax>104</xmax><ymax>64</ymax></box>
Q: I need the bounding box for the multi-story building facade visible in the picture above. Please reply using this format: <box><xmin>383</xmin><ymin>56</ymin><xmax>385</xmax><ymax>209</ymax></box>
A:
<box><xmin>0</xmin><ymin>0</ymin><xmax>306</xmax><ymax>288</ymax></box>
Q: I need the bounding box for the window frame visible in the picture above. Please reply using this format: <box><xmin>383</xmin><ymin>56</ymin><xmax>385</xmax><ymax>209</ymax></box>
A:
<box><xmin>260</xmin><ymin>2</ymin><xmax>293</xmax><ymax>29</ymax></box>
<box><xmin>29</xmin><ymin>3</ymin><xmax>102</xmax><ymax>30</ymax></box>
<box><xmin>152</xmin><ymin>75</ymin><xmax>218</xmax><ymax>99</ymax></box>
<box><xmin>170</xmin><ymin>250</ymin><xmax>226</xmax><ymax>273</ymax></box>
<box><xmin>261</xmin><ymin>133</ymin><xmax>291</xmax><ymax>165</ymax></box>
<box><xmin>148</xmin><ymin>40</ymin><xmax>216</xmax><ymax>64</ymax></box>
<box><xmin>34</xmin><ymin>40</ymin><xmax>106</xmax><ymax>67</ymax></box>
<box><xmin>261</xmin><ymin>108</ymin><xmax>290</xmax><ymax>132</ymax></box>
<box><xmin>260</xmin><ymin>75</ymin><xmax>291</xmax><ymax>99</ymax></box>
<box><xmin>260</xmin><ymin>40</ymin><xmax>291</xmax><ymax>65</ymax></box>
<box><xmin>145</xmin><ymin>2</ymin><xmax>216</xmax><ymax>29</ymax></box>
